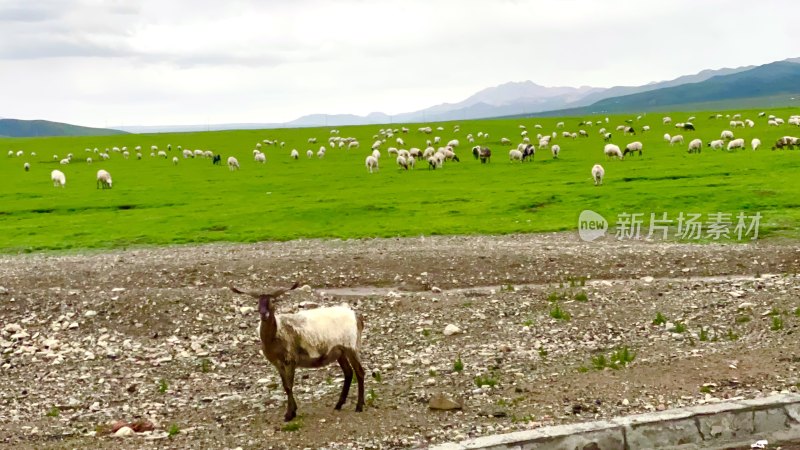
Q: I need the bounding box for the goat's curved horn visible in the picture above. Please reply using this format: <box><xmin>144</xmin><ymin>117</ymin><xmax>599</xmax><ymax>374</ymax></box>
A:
<box><xmin>267</xmin><ymin>282</ymin><xmax>301</xmax><ymax>299</ymax></box>
<box><xmin>230</xmin><ymin>286</ymin><xmax>259</xmax><ymax>297</ymax></box>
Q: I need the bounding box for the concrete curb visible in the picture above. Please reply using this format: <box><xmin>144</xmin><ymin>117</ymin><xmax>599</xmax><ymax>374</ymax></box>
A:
<box><xmin>430</xmin><ymin>393</ymin><xmax>800</xmax><ymax>450</ymax></box>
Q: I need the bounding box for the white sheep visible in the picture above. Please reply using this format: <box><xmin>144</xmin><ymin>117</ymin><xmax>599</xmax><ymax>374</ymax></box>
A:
<box><xmin>727</xmin><ymin>138</ymin><xmax>745</xmax><ymax>151</ymax></box>
<box><xmin>396</xmin><ymin>155</ymin><xmax>409</xmax><ymax>170</ymax></box>
<box><xmin>227</xmin><ymin>156</ymin><xmax>240</xmax><ymax>170</ymax></box>
<box><xmin>254</xmin><ymin>152</ymin><xmax>266</xmax><ymax>163</ymax></box>
<box><xmin>290</xmin><ymin>149</ymin><xmax>299</xmax><ymax>159</ymax></box>
<box><xmin>604</xmin><ymin>144</ymin><xmax>623</xmax><ymax>159</ymax></box>
<box><xmin>365</xmin><ymin>155</ymin><xmax>379</xmax><ymax>173</ymax></box>
<box><xmin>687</xmin><ymin>138</ymin><xmax>702</xmax><ymax>154</ymax></box>
<box><xmin>23</xmin><ymin>162</ymin><xmax>30</xmax><ymax>171</ymax></box>
<box><xmin>751</xmin><ymin>138</ymin><xmax>761</xmax><ymax>151</ymax></box>
<box><xmin>183</xmin><ymin>149</ymin><xmax>193</xmax><ymax>159</ymax></box>
<box><xmin>663</xmin><ymin>133</ymin><xmax>671</xmax><ymax>142</ymax></box>
<box><xmin>447</xmin><ymin>139</ymin><xmax>459</xmax><ymax>148</ymax></box>
<box><xmin>623</xmin><ymin>141</ymin><xmax>643</xmax><ymax>157</ymax></box>
<box><xmin>551</xmin><ymin>144</ymin><xmax>560</xmax><ymax>159</ymax></box>
<box><xmin>308</xmin><ymin>137</ymin><xmax>317</xmax><ymax>144</ymax></box>
<box><xmin>348</xmin><ymin>141</ymin><xmax>360</xmax><ymax>149</ymax></box>
<box><xmin>172</xmin><ymin>156</ymin><xmax>179</xmax><ymax>165</ymax></box>
<box><xmin>592</xmin><ymin>164</ymin><xmax>605</xmax><ymax>186</ymax></box>
<box><xmin>669</xmin><ymin>135</ymin><xmax>684</xmax><ymax>146</ymax></box>
<box><xmin>396</xmin><ymin>137</ymin><xmax>404</xmax><ymax>146</ymax></box>
<box><xmin>745</xmin><ymin>119</ymin><xmax>755</xmax><ymax>128</ymax></box>
<box><xmin>509</xmin><ymin>149</ymin><xmax>523</xmax><ymax>162</ymax></box>
<box><xmin>662</xmin><ymin>116</ymin><xmax>672</xmax><ymax>125</ymax></box>
<box><xmin>317</xmin><ymin>148</ymin><xmax>325</xmax><ymax>158</ymax></box>
<box><xmin>51</xmin><ymin>169</ymin><xmax>66</xmax><ymax>187</ymax></box>
<box><xmin>306</xmin><ymin>150</ymin><xmax>313</xmax><ymax>158</ymax></box>
<box><xmin>59</xmin><ymin>158</ymin><xmax>70</xmax><ymax>165</ymax></box>
<box><xmin>720</xmin><ymin>130</ymin><xmax>734</xmax><ymax>140</ymax></box>
<box><xmin>642</xmin><ymin>125</ymin><xmax>650</xmax><ymax>132</ymax></box>
<box><xmin>556</xmin><ymin>121</ymin><xmax>565</xmax><ymax>128</ymax></box>
<box><xmin>708</xmin><ymin>139</ymin><xmax>724</xmax><ymax>150</ymax></box>
<box><xmin>87</xmin><ymin>157</ymin><xmax>93</xmax><ymax>164</ymax></box>
<box><xmin>96</xmin><ymin>169</ymin><xmax>112</xmax><ymax>189</ymax></box>
<box><xmin>230</xmin><ymin>284</ymin><xmax>365</xmax><ymax>422</ymax></box>
<box><xmin>768</xmin><ymin>119</ymin><xmax>779</xmax><ymax>126</ymax></box>
<box><xmin>500</xmin><ymin>137</ymin><xmax>511</xmax><ymax>145</ymax></box>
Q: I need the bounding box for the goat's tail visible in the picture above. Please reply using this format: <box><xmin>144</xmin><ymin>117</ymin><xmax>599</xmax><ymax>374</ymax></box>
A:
<box><xmin>355</xmin><ymin>312</ymin><xmax>365</xmax><ymax>349</ymax></box>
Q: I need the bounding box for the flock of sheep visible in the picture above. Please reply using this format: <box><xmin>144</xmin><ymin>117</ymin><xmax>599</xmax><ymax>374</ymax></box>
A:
<box><xmin>5</xmin><ymin>112</ymin><xmax>800</xmax><ymax>191</ymax></box>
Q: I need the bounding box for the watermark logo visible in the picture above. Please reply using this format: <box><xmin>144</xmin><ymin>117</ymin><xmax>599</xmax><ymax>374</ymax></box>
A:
<box><xmin>578</xmin><ymin>210</ymin><xmax>608</xmax><ymax>242</ymax></box>
<box><xmin>578</xmin><ymin>211</ymin><xmax>762</xmax><ymax>242</ymax></box>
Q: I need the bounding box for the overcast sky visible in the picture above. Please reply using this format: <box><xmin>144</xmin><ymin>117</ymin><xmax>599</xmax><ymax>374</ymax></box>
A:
<box><xmin>0</xmin><ymin>0</ymin><xmax>797</xmax><ymax>127</ymax></box>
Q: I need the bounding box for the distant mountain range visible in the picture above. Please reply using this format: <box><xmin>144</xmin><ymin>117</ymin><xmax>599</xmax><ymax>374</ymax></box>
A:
<box><xmin>1</xmin><ymin>58</ymin><xmax>798</xmax><ymax>137</ymax></box>
<box><xmin>0</xmin><ymin>119</ymin><xmax>127</xmax><ymax>138</ymax></box>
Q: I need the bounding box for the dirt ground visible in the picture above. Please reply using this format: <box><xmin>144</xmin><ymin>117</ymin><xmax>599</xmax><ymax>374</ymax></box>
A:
<box><xmin>1</xmin><ymin>233</ymin><xmax>799</xmax><ymax>449</ymax></box>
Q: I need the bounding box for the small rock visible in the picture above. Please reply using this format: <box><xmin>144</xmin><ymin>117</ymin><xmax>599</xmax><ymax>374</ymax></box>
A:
<box><xmin>443</xmin><ymin>324</ymin><xmax>461</xmax><ymax>336</ymax></box>
<box><xmin>239</xmin><ymin>306</ymin><xmax>255</xmax><ymax>315</ymax></box>
<box><xmin>114</xmin><ymin>426</ymin><xmax>134</xmax><ymax>437</ymax></box>
<box><xmin>89</xmin><ymin>402</ymin><xmax>101</xmax><ymax>411</ymax></box>
<box><xmin>424</xmin><ymin>378</ymin><xmax>436</xmax><ymax>386</ymax></box>
<box><xmin>622</xmin><ymin>398</ymin><xmax>629</xmax><ymax>406</ymax></box>
<box><xmin>428</xmin><ymin>393</ymin><xmax>463</xmax><ymax>411</ymax></box>
<box><xmin>431</xmin><ymin>286</ymin><xmax>442</xmax><ymax>293</ymax></box>
<box><xmin>84</xmin><ymin>310</ymin><xmax>98</xmax><ymax>318</ymax></box>
<box><xmin>300</xmin><ymin>285</ymin><xmax>313</xmax><ymax>293</ymax></box>
<box><xmin>641</xmin><ymin>276</ymin><xmax>654</xmax><ymax>283</ymax></box>
<box><xmin>0</xmin><ymin>286</ymin><xmax>8</xmax><ymax>295</ymax></box>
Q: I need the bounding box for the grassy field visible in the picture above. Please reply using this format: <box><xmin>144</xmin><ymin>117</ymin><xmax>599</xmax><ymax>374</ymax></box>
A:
<box><xmin>1</xmin><ymin>108</ymin><xmax>799</xmax><ymax>253</ymax></box>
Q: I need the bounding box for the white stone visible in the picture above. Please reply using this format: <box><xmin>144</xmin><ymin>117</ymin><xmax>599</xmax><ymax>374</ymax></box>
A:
<box><xmin>443</xmin><ymin>324</ymin><xmax>461</xmax><ymax>336</ymax></box>
<box><xmin>114</xmin><ymin>426</ymin><xmax>134</xmax><ymax>437</ymax></box>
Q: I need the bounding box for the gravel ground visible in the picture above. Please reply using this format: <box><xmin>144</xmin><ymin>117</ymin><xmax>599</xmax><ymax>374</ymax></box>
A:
<box><xmin>1</xmin><ymin>233</ymin><xmax>800</xmax><ymax>449</ymax></box>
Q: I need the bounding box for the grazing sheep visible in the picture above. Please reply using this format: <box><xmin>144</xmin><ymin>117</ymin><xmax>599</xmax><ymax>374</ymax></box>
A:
<box><xmin>623</xmin><ymin>141</ymin><xmax>643</xmax><ymax>157</ymax></box>
<box><xmin>51</xmin><ymin>170</ymin><xmax>66</xmax><ymax>187</ymax></box>
<box><xmin>664</xmin><ymin>133</ymin><xmax>671</xmax><ymax>142</ymax></box>
<box><xmin>447</xmin><ymin>139</ymin><xmax>459</xmax><ymax>148</ymax></box>
<box><xmin>551</xmin><ymin>144</ymin><xmax>560</xmax><ymax>159</ymax></box>
<box><xmin>348</xmin><ymin>141</ymin><xmax>360</xmax><ymax>149</ymax></box>
<box><xmin>86</xmin><ymin>157</ymin><xmax>93</xmax><ymax>164</ymax></box>
<box><xmin>212</xmin><ymin>154</ymin><xmax>222</xmax><ymax>165</ymax></box>
<box><xmin>317</xmin><ymin>148</ymin><xmax>325</xmax><ymax>158</ymax></box>
<box><xmin>433</xmin><ymin>136</ymin><xmax>441</xmax><ymax>145</ymax></box>
<box><xmin>477</xmin><ymin>147</ymin><xmax>491</xmax><ymax>164</ymax></box>
<box><xmin>592</xmin><ymin>164</ymin><xmax>605</xmax><ymax>186</ymax></box>
<box><xmin>365</xmin><ymin>155</ymin><xmax>379</xmax><ymax>173</ymax></box>
<box><xmin>556</xmin><ymin>121</ymin><xmax>565</xmax><ymax>128</ymax></box>
<box><xmin>745</xmin><ymin>119</ymin><xmax>755</xmax><ymax>128</ymax></box>
<box><xmin>409</xmin><ymin>148</ymin><xmax>421</xmax><ymax>159</ymax></box>
<box><xmin>290</xmin><ymin>149</ymin><xmax>299</xmax><ymax>159</ymax></box>
<box><xmin>396</xmin><ymin>155</ymin><xmax>410</xmax><ymax>170</ymax></box>
<box><xmin>604</xmin><ymin>144</ymin><xmax>623</xmax><ymax>159</ymax></box>
<box><xmin>59</xmin><ymin>158</ymin><xmax>70</xmax><ymax>165</ymax></box>
<box><xmin>768</xmin><ymin>119</ymin><xmax>779</xmax><ymax>127</ymax></box>
<box><xmin>23</xmin><ymin>162</ymin><xmax>30</xmax><ymax>171</ymax></box>
<box><xmin>306</xmin><ymin>150</ymin><xmax>313</xmax><ymax>158</ymax></box>
<box><xmin>371</xmin><ymin>149</ymin><xmax>381</xmax><ymax>161</ymax></box>
<box><xmin>157</xmin><ymin>150</ymin><xmax>167</xmax><ymax>158</ymax></box>
<box><xmin>708</xmin><ymin>139</ymin><xmax>724</xmax><ymax>150</ymax></box>
<box><xmin>669</xmin><ymin>135</ymin><xmax>684</xmax><ymax>146</ymax></box>
<box><xmin>396</xmin><ymin>137</ymin><xmax>404</xmax><ymax>146</ymax></box>
<box><xmin>642</xmin><ymin>125</ymin><xmax>650</xmax><ymax>132</ymax></box>
<box><xmin>308</xmin><ymin>137</ymin><xmax>317</xmax><ymax>144</ymax></box>
<box><xmin>662</xmin><ymin>116</ymin><xmax>672</xmax><ymax>125</ymax></box>
<box><xmin>509</xmin><ymin>149</ymin><xmax>523</xmax><ymax>162</ymax></box>
<box><xmin>387</xmin><ymin>147</ymin><xmax>398</xmax><ymax>157</ymax></box>
<box><xmin>603</xmin><ymin>132</ymin><xmax>612</xmax><ymax>142</ymax></box>
<box><xmin>521</xmin><ymin>144</ymin><xmax>535</xmax><ymax>162</ymax></box>
<box><xmin>172</xmin><ymin>156</ymin><xmax>179</xmax><ymax>165</ymax></box>
<box><xmin>96</xmin><ymin>169</ymin><xmax>112</xmax><ymax>189</ymax></box>
<box><xmin>688</xmin><ymin>139</ymin><xmax>702</xmax><ymax>153</ymax></box>
<box><xmin>681</xmin><ymin>123</ymin><xmax>695</xmax><ymax>131</ymax></box>
<box><xmin>500</xmin><ymin>138</ymin><xmax>511</xmax><ymax>145</ymax></box>
<box><xmin>183</xmin><ymin>149</ymin><xmax>193</xmax><ymax>159</ymax></box>
<box><xmin>231</xmin><ymin>284</ymin><xmax>365</xmax><ymax>422</ymax></box>
<box><xmin>720</xmin><ymin>130</ymin><xmax>735</xmax><ymax>140</ymax></box>
<box><xmin>727</xmin><ymin>138</ymin><xmax>745</xmax><ymax>151</ymax></box>
<box><xmin>255</xmin><ymin>152</ymin><xmax>266</xmax><ymax>163</ymax></box>
<box><xmin>750</xmin><ymin>138</ymin><xmax>761</xmax><ymax>151</ymax></box>
<box><xmin>227</xmin><ymin>156</ymin><xmax>240</xmax><ymax>170</ymax></box>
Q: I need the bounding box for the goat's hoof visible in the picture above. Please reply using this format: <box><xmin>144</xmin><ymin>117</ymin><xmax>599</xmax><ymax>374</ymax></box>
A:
<box><xmin>334</xmin><ymin>403</ymin><xmax>344</xmax><ymax>411</ymax></box>
<box><xmin>284</xmin><ymin>412</ymin><xmax>296</xmax><ymax>422</ymax></box>
<box><xmin>355</xmin><ymin>405</ymin><xmax>364</xmax><ymax>412</ymax></box>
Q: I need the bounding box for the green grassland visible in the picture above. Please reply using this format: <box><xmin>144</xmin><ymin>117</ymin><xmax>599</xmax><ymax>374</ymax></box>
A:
<box><xmin>1</xmin><ymin>108</ymin><xmax>799</xmax><ymax>253</ymax></box>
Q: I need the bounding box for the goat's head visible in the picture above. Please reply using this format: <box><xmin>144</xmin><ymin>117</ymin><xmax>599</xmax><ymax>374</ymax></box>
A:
<box><xmin>231</xmin><ymin>282</ymin><xmax>300</xmax><ymax>318</ymax></box>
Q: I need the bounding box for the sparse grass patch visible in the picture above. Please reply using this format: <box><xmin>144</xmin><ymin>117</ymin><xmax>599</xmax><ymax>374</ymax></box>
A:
<box><xmin>453</xmin><ymin>356</ymin><xmax>464</xmax><ymax>373</ymax></box>
<box><xmin>670</xmin><ymin>322</ymin><xmax>687</xmax><ymax>333</ymax></box>
<box><xmin>198</xmin><ymin>358</ymin><xmax>211</xmax><ymax>373</ymax></box>
<box><xmin>366</xmin><ymin>388</ymin><xmax>378</xmax><ymax>407</ymax></box>
<box><xmin>700</xmin><ymin>385</ymin><xmax>713</xmax><ymax>394</ymax></box>
<box><xmin>158</xmin><ymin>378</ymin><xmax>168</xmax><ymax>394</ymax></box>
<box><xmin>591</xmin><ymin>346</ymin><xmax>636</xmax><ymax>370</ymax></box>
<box><xmin>652</xmin><ymin>312</ymin><xmax>667</xmax><ymax>326</ymax></box>
<box><xmin>771</xmin><ymin>316</ymin><xmax>784</xmax><ymax>331</ymax></box>
<box><xmin>371</xmin><ymin>371</ymin><xmax>382</xmax><ymax>383</ymax></box>
<box><xmin>474</xmin><ymin>373</ymin><xmax>499</xmax><ymax>388</ymax></box>
<box><xmin>422</xmin><ymin>328</ymin><xmax>431</xmax><ymax>337</ymax></box>
<box><xmin>735</xmin><ymin>315</ymin><xmax>751</xmax><ymax>324</ymax></box>
<box><xmin>699</xmin><ymin>327</ymin><xmax>709</xmax><ymax>342</ymax></box>
<box><xmin>46</xmin><ymin>406</ymin><xmax>60</xmax><ymax>417</ymax></box>
<box><xmin>574</xmin><ymin>291</ymin><xmax>588</xmax><ymax>302</ymax></box>
<box><xmin>281</xmin><ymin>420</ymin><xmax>302</xmax><ymax>432</ymax></box>
<box><xmin>794</xmin><ymin>307</ymin><xmax>800</xmax><ymax>317</ymax></box>
<box><xmin>549</xmin><ymin>302</ymin><xmax>571</xmax><ymax>321</ymax></box>
<box><xmin>726</xmin><ymin>329</ymin><xmax>740</xmax><ymax>341</ymax></box>
<box><xmin>167</xmin><ymin>423</ymin><xmax>181</xmax><ymax>437</ymax></box>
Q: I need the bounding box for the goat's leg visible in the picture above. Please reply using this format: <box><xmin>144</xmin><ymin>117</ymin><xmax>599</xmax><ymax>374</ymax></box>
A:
<box><xmin>345</xmin><ymin>350</ymin><xmax>366</xmax><ymax>412</ymax></box>
<box><xmin>278</xmin><ymin>365</ymin><xmax>297</xmax><ymax>422</ymax></box>
<box><xmin>335</xmin><ymin>354</ymin><xmax>353</xmax><ymax>410</ymax></box>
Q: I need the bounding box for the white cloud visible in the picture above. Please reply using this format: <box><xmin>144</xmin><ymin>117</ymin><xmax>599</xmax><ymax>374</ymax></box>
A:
<box><xmin>0</xmin><ymin>0</ymin><xmax>797</xmax><ymax>127</ymax></box>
